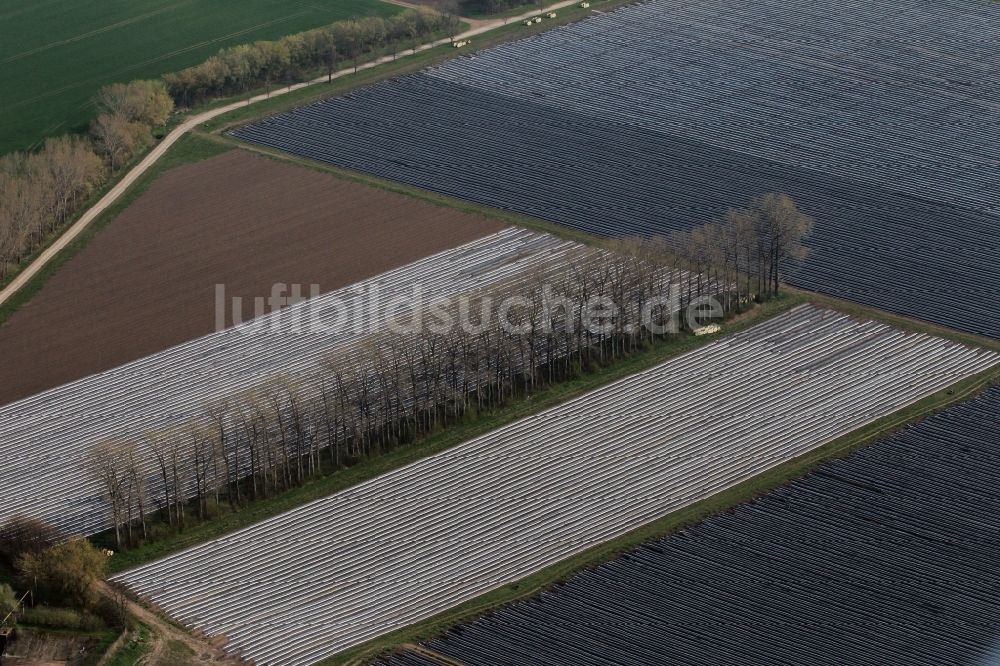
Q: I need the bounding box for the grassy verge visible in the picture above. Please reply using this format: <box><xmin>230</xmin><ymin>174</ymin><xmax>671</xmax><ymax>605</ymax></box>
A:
<box><xmin>101</xmin><ymin>624</ymin><xmax>152</xmax><ymax>666</ymax></box>
<box><xmin>217</xmin><ymin>133</ymin><xmax>599</xmax><ymax>246</ymax></box>
<box><xmin>158</xmin><ymin>638</ymin><xmax>197</xmax><ymax>665</ymax></box>
<box><xmin>785</xmin><ymin>286</ymin><xmax>1000</xmax><ymax>353</ymax></box>
<box><xmin>461</xmin><ymin>2</ymin><xmax>540</xmax><ymax>21</ymax></box>
<box><xmin>103</xmin><ymin>293</ymin><xmax>805</xmax><ymax>574</ymax></box>
<box><xmin>0</xmin><ymin>0</ymin><xmax>620</xmax><ymax>325</ymax></box>
<box><xmin>326</xmin><ymin>355</ymin><xmax>1000</xmax><ymax>666</ymax></box>
<box><xmin>0</xmin><ymin>134</ymin><xmax>230</xmax><ymax>329</ymax></box>
<box><xmin>84</xmin><ymin>629</ymin><xmax>122</xmax><ymax>666</ymax></box>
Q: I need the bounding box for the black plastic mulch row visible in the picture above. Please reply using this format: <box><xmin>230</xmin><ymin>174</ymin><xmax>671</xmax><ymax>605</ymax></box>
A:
<box><xmin>231</xmin><ymin>75</ymin><xmax>1000</xmax><ymax>339</ymax></box>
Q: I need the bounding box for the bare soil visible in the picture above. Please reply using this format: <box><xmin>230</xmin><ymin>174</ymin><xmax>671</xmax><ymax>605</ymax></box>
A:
<box><xmin>111</xmin><ymin>588</ymin><xmax>234</xmax><ymax>664</ymax></box>
<box><xmin>0</xmin><ymin>150</ymin><xmax>504</xmax><ymax>405</ymax></box>
<box><xmin>2</xmin><ymin>627</ymin><xmax>99</xmax><ymax>665</ymax></box>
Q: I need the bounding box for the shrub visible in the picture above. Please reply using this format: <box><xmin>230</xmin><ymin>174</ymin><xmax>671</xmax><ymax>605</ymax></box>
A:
<box><xmin>19</xmin><ymin>605</ymin><xmax>105</xmax><ymax>631</ymax></box>
<box><xmin>95</xmin><ymin>589</ymin><xmax>129</xmax><ymax>630</ymax></box>
<box><xmin>0</xmin><ymin>583</ymin><xmax>17</xmax><ymax>619</ymax></box>
<box><xmin>16</xmin><ymin>538</ymin><xmax>106</xmax><ymax>611</ymax></box>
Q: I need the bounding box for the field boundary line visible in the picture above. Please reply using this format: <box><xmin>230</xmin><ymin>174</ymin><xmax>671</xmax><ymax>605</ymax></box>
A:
<box><xmin>0</xmin><ymin>0</ymin><xmax>582</xmax><ymax>311</ymax></box>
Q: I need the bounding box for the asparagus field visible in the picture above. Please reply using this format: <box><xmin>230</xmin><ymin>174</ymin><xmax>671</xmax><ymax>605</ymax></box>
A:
<box><xmin>113</xmin><ymin>305</ymin><xmax>997</xmax><ymax>665</ymax></box>
<box><xmin>231</xmin><ymin>0</ymin><xmax>1000</xmax><ymax>339</ymax></box>
<box><xmin>0</xmin><ymin>228</ymin><xmax>579</xmax><ymax>536</ymax></box>
<box><xmin>386</xmin><ymin>386</ymin><xmax>1000</xmax><ymax>666</ymax></box>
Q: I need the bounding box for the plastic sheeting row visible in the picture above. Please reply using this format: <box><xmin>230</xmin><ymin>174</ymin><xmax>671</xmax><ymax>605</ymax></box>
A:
<box><xmin>114</xmin><ymin>305</ymin><xmax>998</xmax><ymax>665</ymax></box>
<box><xmin>385</xmin><ymin>386</ymin><xmax>1000</xmax><ymax>666</ymax></box>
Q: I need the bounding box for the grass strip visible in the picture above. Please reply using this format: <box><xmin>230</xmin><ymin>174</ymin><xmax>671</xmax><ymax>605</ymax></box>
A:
<box><xmin>100</xmin><ymin>624</ymin><xmax>152</xmax><ymax>666</ymax></box>
<box><xmin>104</xmin><ymin>293</ymin><xmax>806</xmax><ymax>574</ymax></box>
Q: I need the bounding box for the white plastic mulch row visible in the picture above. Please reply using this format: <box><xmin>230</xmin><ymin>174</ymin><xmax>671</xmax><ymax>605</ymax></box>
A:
<box><xmin>114</xmin><ymin>304</ymin><xmax>998</xmax><ymax>666</ymax></box>
<box><xmin>0</xmin><ymin>228</ymin><xmax>580</xmax><ymax>536</ymax></box>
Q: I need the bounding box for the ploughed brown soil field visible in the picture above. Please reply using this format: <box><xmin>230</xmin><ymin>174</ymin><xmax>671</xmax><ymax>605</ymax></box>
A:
<box><xmin>0</xmin><ymin>150</ymin><xmax>505</xmax><ymax>406</ymax></box>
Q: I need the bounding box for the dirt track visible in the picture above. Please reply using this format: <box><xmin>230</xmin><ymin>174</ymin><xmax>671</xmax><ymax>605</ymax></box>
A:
<box><xmin>0</xmin><ymin>0</ymin><xmax>581</xmax><ymax>313</ymax></box>
<box><xmin>0</xmin><ymin>151</ymin><xmax>503</xmax><ymax>406</ymax></box>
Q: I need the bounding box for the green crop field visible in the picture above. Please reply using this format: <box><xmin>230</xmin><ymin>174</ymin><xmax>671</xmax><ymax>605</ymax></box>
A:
<box><xmin>0</xmin><ymin>0</ymin><xmax>399</xmax><ymax>154</ymax></box>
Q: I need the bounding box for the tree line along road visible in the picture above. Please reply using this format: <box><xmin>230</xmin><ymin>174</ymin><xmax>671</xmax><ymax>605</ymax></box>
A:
<box><xmin>0</xmin><ymin>0</ymin><xmax>584</xmax><ymax>312</ymax></box>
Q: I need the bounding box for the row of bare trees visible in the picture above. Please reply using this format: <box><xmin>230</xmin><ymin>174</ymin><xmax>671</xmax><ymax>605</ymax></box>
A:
<box><xmin>89</xmin><ymin>80</ymin><xmax>174</xmax><ymax>171</ymax></box>
<box><xmin>0</xmin><ymin>138</ymin><xmax>103</xmax><ymax>280</ymax></box>
<box><xmin>164</xmin><ymin>8</ymin><xmax>460</xmax><ymax>107</ymax></box>
<box><xmin>0</xmin><ymin>81</ymin><xmax>173</xmax><ymax>281</ymax></box>
<box><xmin>667</xmin><ymin>193</ymin><xmax>814</xmax><ymax>307</ymax></box>
<box><xmin>85</xmin><ymin>200</ymin><xmax>812</xmax><ymax>549</ymax></box>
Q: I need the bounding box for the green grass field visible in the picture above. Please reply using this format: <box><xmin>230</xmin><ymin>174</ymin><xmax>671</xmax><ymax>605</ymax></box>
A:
<box><xmin>0</xmin><ymin>0</ymin><xmax>399</xmax><ymax>154</ymax></box>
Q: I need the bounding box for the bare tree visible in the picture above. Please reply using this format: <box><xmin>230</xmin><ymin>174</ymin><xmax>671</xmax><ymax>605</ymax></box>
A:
<box><xmin>71</xmin><ymin>220</ymin><xmax>821</xmax><ymax>552</ymax></box>
<box><xmin>91</xmin><ymin>112</ymin><xmax>145</xmax><ymax>171</ymax></box>
<box><xmin>121</xmin><ymin>440</ymin><xmax>147</xmax><ymax>544</ymax></box>
<box><xmin>752</xmin><ymin>193</ymin><xmax>814</xmax><ymax>295</ymax></box>
<box><xmin>86</xmin><ymin>439</ymin><xmax>128</xmax><ymax>549</ymax></box>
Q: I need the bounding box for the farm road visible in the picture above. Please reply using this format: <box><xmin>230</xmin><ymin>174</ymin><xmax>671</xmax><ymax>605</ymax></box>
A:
<box><xmin>0</xmin><ymin>0</ymin><xmax>581</xmax><ymax>311</ymax></box>
<box><xmin>100</xmin><ymin>582</ymin><xmax>236</xmax><ymax>665</ymax></box>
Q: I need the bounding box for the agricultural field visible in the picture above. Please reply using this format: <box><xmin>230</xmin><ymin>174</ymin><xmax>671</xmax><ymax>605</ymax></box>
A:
<box><xmin>0</xmin><ymin>0</ymin><xmax>399</xmax><ymax>153</ymax></box>
<box><xmin>112</xmin><ymin>305</ymin><xmax>998</xmax><ymax>665</ymax></box>
<box><xmin>388</xmin><ymin>386</ymin><xmax>1000</xmax><ymax>666</ymax></box>
<box><xmin>0</xmin><ymin>227</ymin><xmax>582</xmax><ymax>535</ymax></box>
<box><xmin>231</xmin><ymin>0</ymin><xmax>1000</xmax><ymax>339</ymax></box>
<box><xmin>2</xmin><ymin>1</ymin><xmax>997</xmax><ymax>664</ymax></box>
<box><xmin>0</xmin><ymin>150</ymin><xmax>504</xmax><ymax>406</ymax></box>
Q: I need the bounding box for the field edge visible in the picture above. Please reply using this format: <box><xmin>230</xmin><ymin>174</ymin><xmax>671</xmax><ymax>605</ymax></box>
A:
<box><xmin>0</xmin><ymin>134</ymin><xmax>231</xmax><ymax>330</ymax></box>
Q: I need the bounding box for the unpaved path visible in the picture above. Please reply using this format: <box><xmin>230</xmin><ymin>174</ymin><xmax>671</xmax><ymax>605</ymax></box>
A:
<box><xmin>101</xmin><ymin>582</ymin><xmax>235</xmax><ymax>664</ymax></box>
<box><xmin>0</xmin><ymin>0</ymin><xmax>582</xmax><ymax>311</ymax></box>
